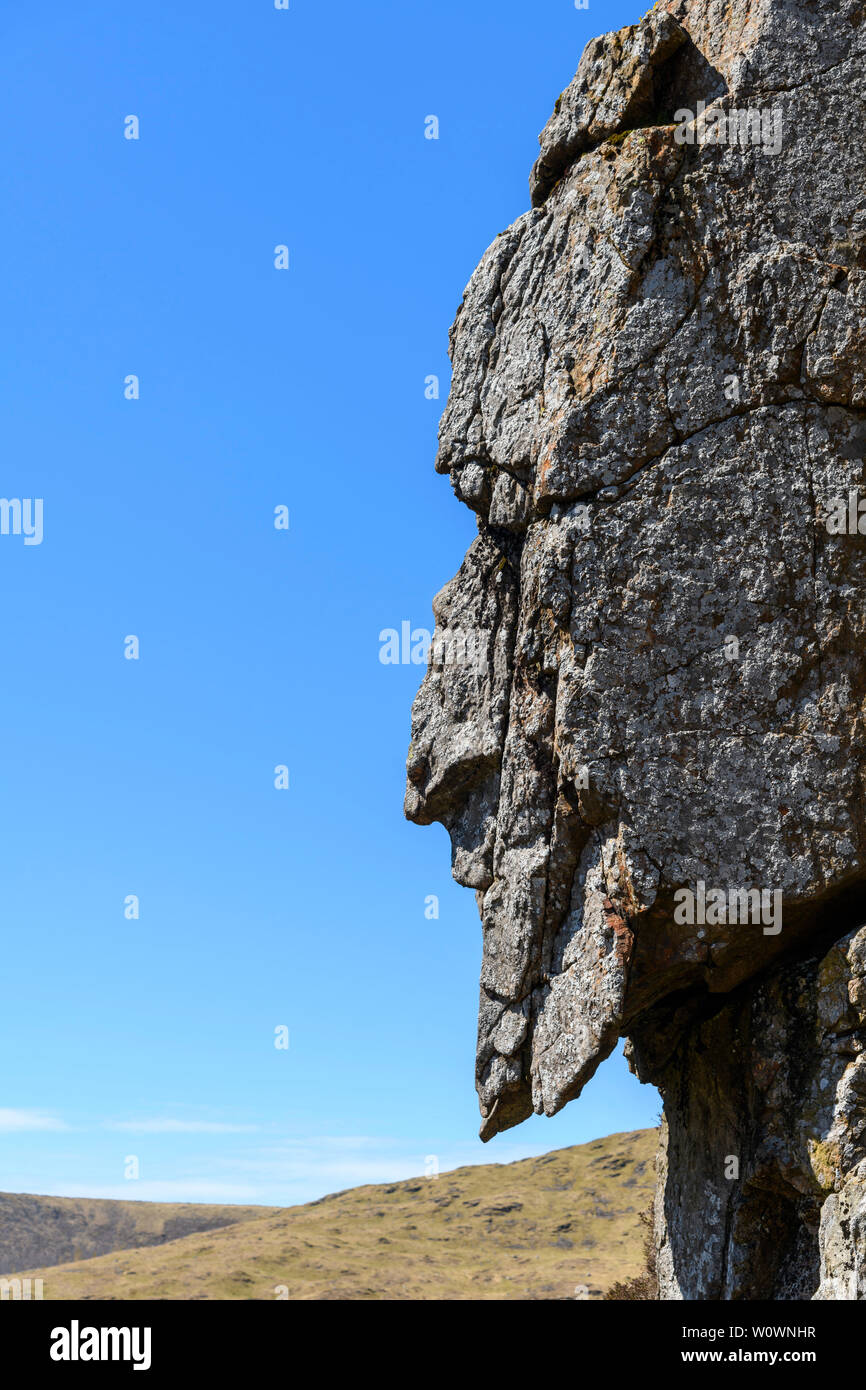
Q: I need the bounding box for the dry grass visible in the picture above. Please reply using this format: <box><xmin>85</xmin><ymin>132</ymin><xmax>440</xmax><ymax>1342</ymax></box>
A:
<box><xmin>9</xmin><ymin>1128</ymin><xmax>657</xmax><ymax>1301</ymax></box>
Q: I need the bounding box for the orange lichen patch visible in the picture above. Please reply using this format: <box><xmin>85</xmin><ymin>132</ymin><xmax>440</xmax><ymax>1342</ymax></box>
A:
<box><xmin>604</xmin><ymin>896</ymin><xmax>635</xmax><ymax>966</ymax></box>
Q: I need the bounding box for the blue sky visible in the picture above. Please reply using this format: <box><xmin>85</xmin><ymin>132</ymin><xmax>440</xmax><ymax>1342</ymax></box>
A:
<box><xmin>0</xmin><ymin>0</ymin><xmax>658</xmax><ymax>1207</ymax></box>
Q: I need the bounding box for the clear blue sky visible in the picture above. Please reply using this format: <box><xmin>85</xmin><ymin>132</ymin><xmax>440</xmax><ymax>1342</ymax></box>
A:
<box><xmin>0</xmin><ymin>0</ymin><xmax>657</xmax><ymax>1206</ymax></box>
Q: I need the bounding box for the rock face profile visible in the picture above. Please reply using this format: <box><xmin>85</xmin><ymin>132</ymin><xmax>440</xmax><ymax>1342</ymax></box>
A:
<box><xmin>406</xmin><ymin>0</ymin><xmax>866</xmax><ymax>1299</ymax></box>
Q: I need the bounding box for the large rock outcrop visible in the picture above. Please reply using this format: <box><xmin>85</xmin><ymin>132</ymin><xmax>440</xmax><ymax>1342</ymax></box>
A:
<box><xmin>406</xmin><ymin>0</ymin><xmax>866</xmax><ymax>1298</ymax></box>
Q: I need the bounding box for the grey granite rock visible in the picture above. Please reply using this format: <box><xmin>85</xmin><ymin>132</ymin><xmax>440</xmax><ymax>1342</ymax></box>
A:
<box><xmin>637</xmin><ymin>926</ymin><xmax>866</xmax><ymax>1299</ymax></box>
<box><xmin>407</xmin><ymin>0</ymin><xmax>866</xmax><ymax>1296</ymax></box>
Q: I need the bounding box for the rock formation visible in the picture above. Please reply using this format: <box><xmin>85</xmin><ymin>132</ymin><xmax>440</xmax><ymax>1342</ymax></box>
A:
<box><xmin>406</xmin><ymin>0</ymin><xmax>866</xmax><ymax>1298</ymax></box>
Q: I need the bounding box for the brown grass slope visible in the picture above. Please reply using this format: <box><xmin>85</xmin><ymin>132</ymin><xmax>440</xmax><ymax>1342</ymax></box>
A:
<box><xmin>10</xmin><ymin>1128</ymin><xmax>657</xmax><ymax>1300</ymax></box>
<box><xmin>0</xmin><ymin>1192</ymin><xmax>279</xmax><ymax>1276</ymax></box>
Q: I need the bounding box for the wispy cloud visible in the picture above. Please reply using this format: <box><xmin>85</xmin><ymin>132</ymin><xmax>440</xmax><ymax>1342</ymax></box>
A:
<box><xmin>0</xmin><ymin>1108</ymin><xmax>68</xmax><ymax>1133</ymax></box>
<box><xmin>1</xmin><ymin>1119</ymin><xmax>580</xmax><ymax>1208</ymax></box>
<box><xmin>45</xmin><ymin>1180</ymin><xmax>264</xmax><ymax>1204</ymax></box>
<box><xmin>103</xmin><ymin>1119</ymin><xmax>259</xmax><ymax>1135</ymax></box>
<box><xmin>204</xmin><ymin>1134</ymin><xmax>565</xmax><ymax>1204</ymax></box>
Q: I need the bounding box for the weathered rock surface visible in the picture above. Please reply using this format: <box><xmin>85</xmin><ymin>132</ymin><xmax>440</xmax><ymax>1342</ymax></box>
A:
<box><xmin>407</xmin><ymin>0</ymin><xmax>866</xmax><ymax>1297</ymax></box>
<box><xmin>643</xmin><ymin>925</ymin><xmax>866</xmax><ymax>1299</ymax></box>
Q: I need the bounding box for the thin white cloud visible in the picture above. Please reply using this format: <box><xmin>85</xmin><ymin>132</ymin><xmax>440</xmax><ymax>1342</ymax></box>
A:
<box><xmin>205</xmin><ymin>1134</ymin><xmax>569</xmax><ymax>1202</ymax></box>
<box><xmin>45</xmin><ymin>1180</ymin><xmax>263</xmax><ymax>1204</ymax></box>
<box><xmin>0</xmin><ymin>1108</ymin><xmax>67</xmax><ymax>1133</ymax></box>
<box><xmin>2</xmin><ymin>1122</ymin><xmax>603</xmax><ymax>1209</ymax></box>
<box><xmin>103</xmin><ymin>1119</ymin><xmax>259</xmax><ymax>1135</ymax></box>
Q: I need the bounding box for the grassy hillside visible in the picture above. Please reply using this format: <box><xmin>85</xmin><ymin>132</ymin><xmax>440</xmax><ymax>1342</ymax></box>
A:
<box><xmin>10</xmin><ymin>1128</ymin><xmax>657</xmax><ymax>1300</ymax></box>
<box><xmin>0</xmin><ymin>1192</ymin><xmax>279</xmax><ymax>1276</ymax></box>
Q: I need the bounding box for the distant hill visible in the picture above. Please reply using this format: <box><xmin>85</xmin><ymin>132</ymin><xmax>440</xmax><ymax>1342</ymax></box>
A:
<box><xmin>0</xmin><ymin>1192</ymin><xmax>278</xmax><ymax>1277</ymax></box>
<box><xmin>8</xmin><ymin>1128</ymin><xmax>657</xmax><ymax>1299</ymax></box>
